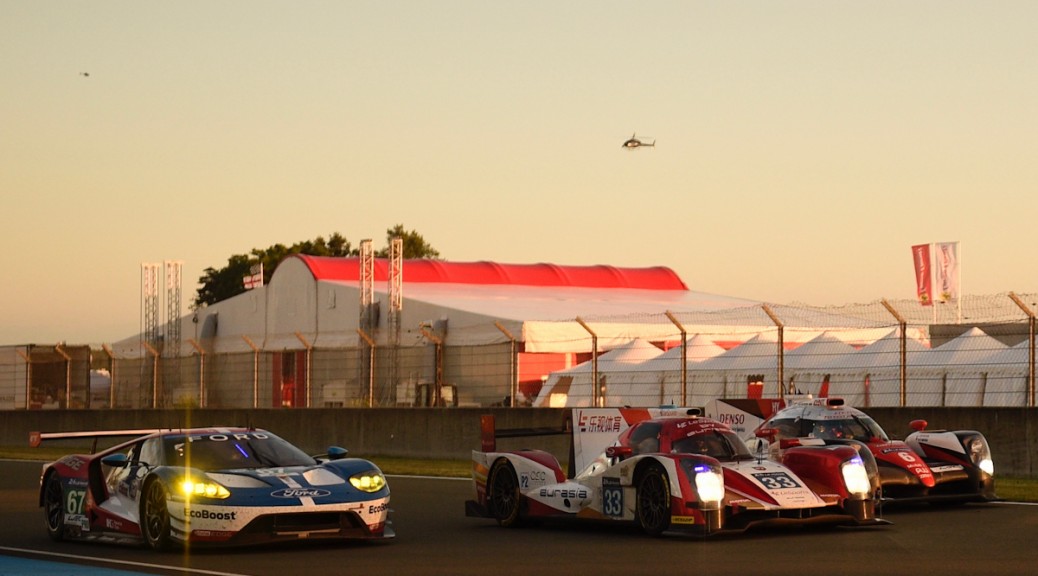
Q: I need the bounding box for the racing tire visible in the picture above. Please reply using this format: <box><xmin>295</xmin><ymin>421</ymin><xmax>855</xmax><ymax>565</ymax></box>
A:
<box><xmin>43</xmin><ymin>473</ymin><xmax>66</xmax><ymax>542</ymax></box>
<box><xmin>141</xmin><ymin>479</ymin><xmax>173</xmax><ymax>550</ymax></box>
<box><xmin>487</xmin><ymin>460</ymin><xmax>522</xmax><ymax>527</ymax></box>
<box><xmin>635</xmin><ymin>464</ymin><xmax>671</xmax><ymax>537</ymax></box>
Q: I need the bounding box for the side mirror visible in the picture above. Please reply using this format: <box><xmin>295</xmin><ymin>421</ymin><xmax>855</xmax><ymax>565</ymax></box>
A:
<box><xmin>325</xmin><ymin>446</ymin><xmax>349</xmax><ymax>461</ymax></box>
<box><xmin>606</xmin><ymin>446</ymin><xmax>632</xmax><ymax>460</ymax></box>
<box><xmin>101</xmin><ymin>453</ymin><xmax>130</xmax><ymax>468</ymax></box>
<box><xmin>909</xmin><ymin>419</ymin><xmax>928</xmax><ymax>432</ymax></box>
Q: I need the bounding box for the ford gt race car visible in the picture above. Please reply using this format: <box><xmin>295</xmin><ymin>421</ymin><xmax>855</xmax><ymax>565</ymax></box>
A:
<box><xmin>749</xmin><ymin>397</ymin><xmax>996</xmax><ymax>504</ymax></box>
<box><xmin>33</xmin><ymin>427</ymin><xmax>393</xmax><ymax>549</ymax></box>
<box><xmin>465</xmin><ymin>408</ymin><xmax>886</xmax><ymax>536</ymax></box>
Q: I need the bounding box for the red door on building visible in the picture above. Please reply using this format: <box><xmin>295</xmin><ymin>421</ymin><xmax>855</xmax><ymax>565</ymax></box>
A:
<box><xmin>272</xmin><ymin>351</ymin><xmax>306</xmax><ymax>408</ymax></box>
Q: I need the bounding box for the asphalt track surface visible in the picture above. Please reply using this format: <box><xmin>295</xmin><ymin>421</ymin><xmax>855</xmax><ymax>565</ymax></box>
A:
<box><xmin>2</xmin><ymin>460</ymin><xmax>1035</xmax><ymax>576</ymax></box>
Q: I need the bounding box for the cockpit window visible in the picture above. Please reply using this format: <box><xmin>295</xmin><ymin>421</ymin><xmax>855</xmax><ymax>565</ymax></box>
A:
<box><xmin>808</xmin><ymin>417</ymin><xmax>887</xmax><ymax>441</ymax></box>
<box><xmin>163</xmin><ymin>431</ymin><xmax>316</xmax><ymax>470</ymax></box>
<box><xmin>672</xmin><ymin>430</ymin><xmax>752</xmax><ymax>461</ymax></box>
<box><xmin>627</xmin><ymin>422</ymin><xmax>662</xmax><ymax>455</ymax></box>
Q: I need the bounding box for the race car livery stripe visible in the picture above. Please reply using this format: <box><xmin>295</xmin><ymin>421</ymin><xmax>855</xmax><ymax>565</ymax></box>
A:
<box><xmin>276</xmin><ymin>474</ymin><xmax>314</xmax><ymax>506</ymax></box>
<box><xmin>618</xmin><ymin>408</ymin><xmax>653</xmax><ymax>426</ymax></box>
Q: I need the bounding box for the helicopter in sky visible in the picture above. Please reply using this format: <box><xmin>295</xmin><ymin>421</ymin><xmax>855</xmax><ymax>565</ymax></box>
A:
<box><xmin>622</xmin><ymin>133</ymin><xmax>655</xmax><ymax>149</ymax></box>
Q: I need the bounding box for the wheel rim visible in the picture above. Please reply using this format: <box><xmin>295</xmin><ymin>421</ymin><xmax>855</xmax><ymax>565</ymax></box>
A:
<box><xmin>638</xmin><ymin>471</ymin><xmax>669</xmax><ymax>531</ymax></box>
<box><xmin>489</xmin><ymin>465</ymin><xmax>518</xmax><ymax>521</ymax></box>
<box><xmin>143</xmin><ymin>482</ymin><xmax>168</xmax><ymax>544</ymax></box>
<box><xmin>44</xmin><ymin>476</ymin><xmax>64</xmax><ymax>533</ymax></box>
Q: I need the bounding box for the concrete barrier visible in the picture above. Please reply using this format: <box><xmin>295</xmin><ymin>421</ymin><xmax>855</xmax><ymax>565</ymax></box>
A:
<box><xmin>3</xmin><ymin>407</ymin><xmax>1034</xmax><ymax>478</ymax></box>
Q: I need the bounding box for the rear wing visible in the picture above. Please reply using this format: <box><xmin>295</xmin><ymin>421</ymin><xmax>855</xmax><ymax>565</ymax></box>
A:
<box><xmin>479</xmin><ymin>413</ymin><xmax>574</xmax><ymax>475</ymax></box>
<box><xmin>30</xmin><ymin>429</ymin><xmax>165</xmax><ymax>453</ymax></box>
<box><xmin>479</xmin><ymin>407</ymin><xmax>701</xmax><ymax>478</ymax></box>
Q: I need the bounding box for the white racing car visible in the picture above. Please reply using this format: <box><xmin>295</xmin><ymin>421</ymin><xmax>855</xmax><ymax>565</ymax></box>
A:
<box><xmin>466</xmin><ymin>407</ymin><xmax>886</xmax><ymax>536</ymax></box>
<box><xmin>748</xmin><ymin>397</ymin><xmax>997</xmax><ymax>504</ymax></box>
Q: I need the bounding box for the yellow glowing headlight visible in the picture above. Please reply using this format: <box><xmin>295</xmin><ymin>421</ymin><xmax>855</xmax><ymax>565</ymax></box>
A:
<box><xmin>179</xmin><ymin>478</ymin><xmax>231</xmax><ymax>499</ymax></box>
<box><xmin>349</xmin><ymin>471</ymin><xmax>387</xmax><ymax>493</ymax></box>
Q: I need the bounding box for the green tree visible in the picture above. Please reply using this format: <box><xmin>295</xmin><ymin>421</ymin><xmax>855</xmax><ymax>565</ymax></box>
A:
<box><xmin>375</xmin><ymin>224</ymin><xmax>441</xmax><ymax>259</ymax></box>
<box><xmin>194</xmin><ymin>228</ymin><xmax>440</xmax><ymax>307</ymax></box>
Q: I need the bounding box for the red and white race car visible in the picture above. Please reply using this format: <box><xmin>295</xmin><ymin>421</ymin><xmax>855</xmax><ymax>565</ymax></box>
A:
<box><xmin>465</xmin><ymin>408</ymin><xmax>886</xmax><ymax>536</ymax></box>
<box><xmin>749</xmin><ymin>397</ymin><xmax>997</xmax><ymax>504</ymax></box>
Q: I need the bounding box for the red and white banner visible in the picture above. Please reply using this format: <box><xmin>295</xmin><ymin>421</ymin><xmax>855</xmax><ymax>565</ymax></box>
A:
<box><xmin>934</xmin><ymin>241</ymin><xmax>960</xmax><ymax>303</ymax></box>
<box><xmin>911</xmin><ymin>244</ymin><xmax>932</xmax><ymax>306</ymax></box>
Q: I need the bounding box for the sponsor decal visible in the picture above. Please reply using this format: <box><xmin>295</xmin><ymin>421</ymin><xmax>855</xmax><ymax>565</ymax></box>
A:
<box><xmin>58</xmin><ymin>456</ymin><xmax>84</xmax><ymax>471</ymax></box>
<box><xmin>182</xmin><ymin>432</ymin><xmax>271</xmax><ymax>444</ymax></box>
<box><xmin>368</xmin><ymin>502</ymin><xmax>389</xmax><ymax>514</ymax></box>
<box><xmin>578</xmin><ymin>413</ymin><xmax>623</xmax><ymax>433</ymax></box>
<box><xmin>930</xmin><ymin>465</ymin><xmax>964</xmax><ymax>473</ymax></box>
<box><xmin>256</xmin><ymin>469</ymin><xmax>301</xmax><ymax>478</ymax></box>
<box><xmin>187</xmin><ymin>509</ymin><xmax>238</xmax><ymax>521</ymax></box>
<box><xmin>105</xmin><ymin>518</ymin><xmax>124</xmax><ymax>531</ymax></box>
<box><xmin>271</xmin><ymin>488</ymin><xmax>331</xmax><ymax>499</ymax></box>
<box><xmin>716</xmin><ymin>413</ymin><xmax>745</xmax><ymax>426</ymax></box>
<box><xmin>671</xmin><ymin>515</ymin><xmax>697</xmax><ymax>525</ymax></box>
<box><xmin>539</xmin><ymin>488</ymin><xmax>589</xmax><ymax>499</ymax></box>
<box><xmin>174</xmin><ymin>432</ymin><xmax>273</xmax><ymax>455</ymax></box>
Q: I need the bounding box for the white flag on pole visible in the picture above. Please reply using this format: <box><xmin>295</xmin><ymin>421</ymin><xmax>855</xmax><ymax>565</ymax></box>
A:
<box><xmin>933</xmin><ymin>241</ymin><xmax>959</xmax><ymax>303</ymax></box>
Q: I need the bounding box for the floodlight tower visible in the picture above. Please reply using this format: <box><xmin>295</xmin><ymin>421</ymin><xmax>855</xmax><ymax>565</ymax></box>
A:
<box><xmin>164</xmin><ymin>260</ymin><xmax>183</xmax><ymax>357</ymax></box>
<box><xmin>141</xmin><ymin>263</ymin><xmax>161</xmax><ymax>351</ymax></box>
<box><xmin>359</xmin><ymin>239</ymin><xmax>375</xmax><ymax>331</ymax></box>
<box><xmin>359</xmin><ymin>239</ymin><xmax>375</xmax><ymax>404</ymax></box>
<box><xmin>388</xmin><ymin>237</ymin><xmax>403</xmax><ymax>401</ymax></box>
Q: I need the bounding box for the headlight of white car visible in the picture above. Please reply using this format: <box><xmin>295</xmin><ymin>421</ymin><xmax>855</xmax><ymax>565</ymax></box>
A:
<box><xmin>965</xmin><ymin>435</ymin><xmax>994</xmax><ymax>476</ymax></box>
<box><xmin>683</xmin><ymin>462</ymin><xmax>724</xmax><ymax>505</ymax></box>
<box><xmin>841</xmin><ymin>456</ymin><xmax>871</xmax><ymax>498</ymax></box>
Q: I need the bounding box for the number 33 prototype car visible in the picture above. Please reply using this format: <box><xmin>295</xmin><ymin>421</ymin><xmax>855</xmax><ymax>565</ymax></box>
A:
<box><xmin>466</xmin><ymin>408</ymin><xmax>886</xmax><ymax>536</ymax></box>
<box><xmin>35</xmin><ymin>427</ymin><xmax>393</xmax><ymax>549</ymax></box>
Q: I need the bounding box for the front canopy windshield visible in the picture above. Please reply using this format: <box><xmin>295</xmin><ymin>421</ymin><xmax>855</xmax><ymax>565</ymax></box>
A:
<box><xmin>164</xmin><ymin>431</ymin><xmax>317</xmax><ymax>470</ymax></box>
<box><xmin>805</xmin><ymin>416</ymin><xmax>889</xmax><ymax>442</ymax></box>
<box><xmin>671</xmin><ymin>430</ymin><xmax>753</xmax><ymax>461</ymax></box>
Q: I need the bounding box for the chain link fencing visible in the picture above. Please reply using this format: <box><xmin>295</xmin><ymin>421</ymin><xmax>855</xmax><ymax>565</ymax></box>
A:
<box><xmin>2</xmin><ymin>293</ymin><xmax>1034</xmax><ymax>410</ymax></box>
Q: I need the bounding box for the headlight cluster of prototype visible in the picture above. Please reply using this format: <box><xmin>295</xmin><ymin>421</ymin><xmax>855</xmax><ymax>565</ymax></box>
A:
<box><xmin>966</xmin><ymin>436</ymin><xmax>994</xmax><ymax>475</ymax></box>
<box><xmin>179</xmin><ymin>477</ymin><xmax>231</xmax><ymax>499</ymax></box>
<box><xmin>684</xmin><ymin>462</ymin><xmax>724</xmax><ymax>504</ymax></box>
<box><xmin>840</xmin><ymin>456</ymin><xmax>872</xmax><ymax>497</ymax></box>
<box><xmin>350</xmin><ymin>470</ymin><xmax>387</xmax><ymax>493</ymax></box>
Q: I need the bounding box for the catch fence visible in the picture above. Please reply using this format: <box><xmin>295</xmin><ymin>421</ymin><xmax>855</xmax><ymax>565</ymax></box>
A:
<box><xmin>2</xmin><ymin>293</ymin><xmax>1034</xmax><ymax>410</ymax></box>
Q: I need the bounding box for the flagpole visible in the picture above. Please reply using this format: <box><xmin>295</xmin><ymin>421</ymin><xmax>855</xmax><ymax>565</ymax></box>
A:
<box><xmin>930</xmin><ymin>243</ymin><xmax>937</xmax><ymax>325</ymax></box>
<box><xmin>957</xmin><ymin>242</ymin><xmax>962</xmax><ymax>323</ymax></box>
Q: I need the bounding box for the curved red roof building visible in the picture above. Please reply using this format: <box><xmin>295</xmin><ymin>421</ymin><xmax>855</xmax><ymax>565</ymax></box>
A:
<box><xmin>293</xmin><ymin>255</ymin><xmax>689</xmax><ymax>291</ymax></box>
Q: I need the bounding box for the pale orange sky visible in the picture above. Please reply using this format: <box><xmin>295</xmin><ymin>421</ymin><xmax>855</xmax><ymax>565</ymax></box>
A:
<box><xmin>2</xmin><ymin>1</ymin><xmax>1036</xmax><ymax>345</ymax></box>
